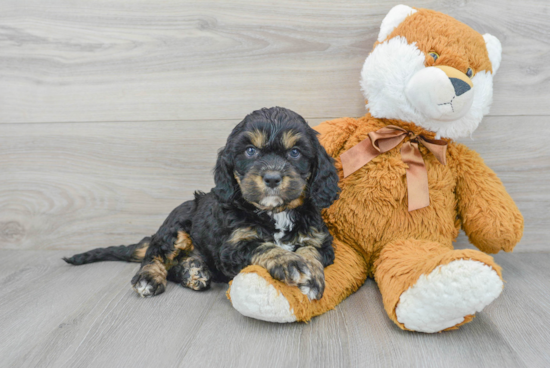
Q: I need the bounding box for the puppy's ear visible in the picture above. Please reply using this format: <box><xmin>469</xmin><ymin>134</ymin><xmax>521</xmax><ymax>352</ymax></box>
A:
<box><xmin>308</xmin><ymin>137</ymin><xmax>340</xmax><ymax>209</ymax></box>
<box><xmin>213</xmin><ymin>147</ymin><xmax>238</xmax><ymax>203</ymax></box>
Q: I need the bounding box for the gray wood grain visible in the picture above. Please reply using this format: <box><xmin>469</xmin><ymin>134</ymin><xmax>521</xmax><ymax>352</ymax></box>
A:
<box><xmin>1</xmin><ymin>1</ymin><xmax>549</xmax><ymax>367</ymax></box>
<box><xmin>0</xmin><ymin>0</ymin><xmax>549</xmax><ymax>124</ymax></box>
<box><xmin>486</xmin><ymin>253</ymin><xmax>550</xmax><ymax>367</ymax></box>
<box><xmin>0</xmin><ymin>250</ymin><xmax>223</xmax><ymax>368</ymax></box>
<box><xmin>1</xmin><ymin>250</ymin><xmax>549</xmax><ymax>368</ymax></box>
<box><xmin>1</xmin><ymin>116</ymin><xmax>547</xmax><ymax>252</ymax></box>
<box><xmin>328</xmin><ymin>279</ymin><xmax>527</xmax><ymax>368</ymax></box>
<box><xmin>0</xmin><ymin>250</ymin><xmax>136</xmax><ymax>367</ymax></box>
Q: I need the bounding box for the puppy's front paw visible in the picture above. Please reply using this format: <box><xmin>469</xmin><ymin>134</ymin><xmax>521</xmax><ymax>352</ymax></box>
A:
<box><xmin>297</xmin><ymin>261</ymin><xmax>325</xmax><ymax>301</ymax></box>
<box><xmin>267</xmin><ymin>254</ymin><xmax>325</xmax><ymax>300</ymax></box>
<box><xmin>131</xmin><ymin>268</ymin><xmax>167</xmax><ymax>298</ymax></box>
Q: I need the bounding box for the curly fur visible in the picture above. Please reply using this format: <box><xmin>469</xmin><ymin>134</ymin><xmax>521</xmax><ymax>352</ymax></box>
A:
<box><xmin>64</xmin><ymin>107</ymin><xmax>340</xmax><ymax>300</ymax></box>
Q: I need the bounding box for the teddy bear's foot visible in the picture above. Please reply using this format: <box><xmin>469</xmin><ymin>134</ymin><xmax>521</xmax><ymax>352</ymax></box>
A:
<box><xmin>395</xmin><ymin>259</ymin><xmax>503</xmax><ymax>333</ymax></box>
<box><xmin>229</xmin><ymin>243</ymin><xmax>369</xmax><ymax>323</ymax></box>
<box><xmin>229</xmin><ymin>271</ymin><xmax>297</xmax><ymax>323</ymax></box>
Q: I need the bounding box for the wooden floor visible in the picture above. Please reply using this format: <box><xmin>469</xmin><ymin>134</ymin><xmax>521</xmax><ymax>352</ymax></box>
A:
<box><xmin>2</xmin><ymin>0</ymin><xmax>550</xmax><ymax>367</ymax></box>
<box><xmin>0</xmin><ymin>249</ymin><xmax>549</xmax><ymax>368</ymax></box>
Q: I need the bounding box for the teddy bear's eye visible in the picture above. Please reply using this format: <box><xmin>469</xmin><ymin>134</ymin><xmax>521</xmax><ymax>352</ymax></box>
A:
<box><xmin>466</xmin><ymin>68</ymin><xmax>474</xmax><ymax>78</ymax></box>
<box><xmin>428</xmin><ymin>52</ymin><xmax>439</xmax><ymax>61</ymax></box>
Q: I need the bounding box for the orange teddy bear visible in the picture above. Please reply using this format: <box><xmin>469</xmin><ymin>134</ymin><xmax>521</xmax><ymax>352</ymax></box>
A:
<box><xmin>228</xmin><ymin>5</ymin><xmax>524</xmax><ymax>333</ymax></box>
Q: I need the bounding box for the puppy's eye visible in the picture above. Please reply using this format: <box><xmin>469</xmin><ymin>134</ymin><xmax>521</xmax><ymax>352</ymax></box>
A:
<box><xmin>245</xmin><ymin>147</ymin><xmax>258</xmax><ymax>157</ymax></box>
<box><xmin>288</xmin><ymin>148</ymin><xmax>301</xmax><ymax>158</ymax></box>
<box><xmin>428</xmin><ymin>52</ymin><xmax>439</xmax><ymax>61</ymax></box>
<box><xmin>466</xmin><ymin>68</ymin><xmax>474</xmax><ymax>78</ymax></box>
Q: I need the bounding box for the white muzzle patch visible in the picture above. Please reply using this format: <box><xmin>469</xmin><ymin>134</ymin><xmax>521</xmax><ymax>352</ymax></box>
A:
<box><xmin>260</xmin><ymin>196</ymin><xmax>284</xmax><ymax>208</ymax></box>
<box><xmin>405</xmin><ymin>67</ymin><xmax>474</xmax><ymax>121</ymax></box>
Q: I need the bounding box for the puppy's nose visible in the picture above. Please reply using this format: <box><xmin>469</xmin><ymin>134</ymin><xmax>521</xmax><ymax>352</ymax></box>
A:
<box><xmin>263</xmin><ymin>172</ymin><xmax>282</xmax><ymax>188</ymax></box>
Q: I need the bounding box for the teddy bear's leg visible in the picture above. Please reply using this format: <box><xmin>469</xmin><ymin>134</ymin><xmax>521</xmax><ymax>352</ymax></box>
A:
<box><xmin>374</xmin><ymin>239</ymin><xmax>504</xmax><ymax>333</ymax></box>
<box><xmin>228</xmin><ymin>239</ymin><xmax>368</xmax><ymax>323</ymax></box>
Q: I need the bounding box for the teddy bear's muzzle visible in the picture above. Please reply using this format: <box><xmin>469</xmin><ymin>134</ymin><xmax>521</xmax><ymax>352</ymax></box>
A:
<box><xmin>405</xmin><ymin>65</ymin><xmax>474</xmax><ymax>122</ymax></box>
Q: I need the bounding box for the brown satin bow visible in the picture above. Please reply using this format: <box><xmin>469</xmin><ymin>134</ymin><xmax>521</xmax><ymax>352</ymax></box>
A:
<box><xmin>340</xmin><ymin>125</ymin><xmax>448</xmax><ymax>211</ymax></box>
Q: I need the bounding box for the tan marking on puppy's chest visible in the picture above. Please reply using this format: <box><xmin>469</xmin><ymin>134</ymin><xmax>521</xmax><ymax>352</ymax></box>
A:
<box><xmin>293</xmin><ymin>227</ymin><xmax>326</xmax><ymax>249</ymax></box>
<box><xmin>228</xmin><ymin>227</ymin><xmax>259</xmax><ymax>244</ymax></box>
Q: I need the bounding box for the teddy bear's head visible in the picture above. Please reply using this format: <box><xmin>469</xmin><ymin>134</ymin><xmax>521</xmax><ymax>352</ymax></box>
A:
<box><xmin>361</xmin><ymin>5</ymin><xmax>502</xmax><ymax>139</ymax></box>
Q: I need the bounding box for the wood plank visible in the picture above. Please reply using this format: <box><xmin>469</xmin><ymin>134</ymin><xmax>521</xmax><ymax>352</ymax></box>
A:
<box><xmin>1</xmin><ymin>250</ymin><xmax>549</xmax><ymax>367</ymax></box>
<box><xmin>180</xmin><ymin>290</ymin><xmax>352</xmax><ymax>368</ymax></box>
<box><xmin>178</xmin><ymin>292</ymin><xmax>307</xmax><ymax>368</ymax></box>
<box><xmin>0</xmin><ymin>250</ymin><xmax>223</xmax><ymax>368</ymax></box>
<box><xmin>146</xmin><ymin>253</ymin><xmax>550</xmax><ymax>368</ymax></box>
<box><xmin>484</xmin><ymin>253</ymin><xmax>550</xmax><ymax>367</ymax></box>
<box><xmin>1</xmin><ymin>116</ymin><xmax>547</xmax><ymax>252</ymax></box>
<box><xmin>0</xmin><ymin>119</ymin><xmax>235</xmax><ymax>251</ymax></box>
<box><xmin>0</xmin><ymin>0</ymin><xmax>549</xmax><ymax>124</ymax></box>
<box><xmin>0</xmin><ymin>250</ymin><xmax>138</xmax><ymax>367</ymax></box>
<box><xmin>36</xmin><ymin>285</ymin><xmax>225</xmax><ymax>368</ymax></box>
<box><xmin>333</xmin><ymin>279</ymin><xmax>527</xmax><ymax>368</ymax></box>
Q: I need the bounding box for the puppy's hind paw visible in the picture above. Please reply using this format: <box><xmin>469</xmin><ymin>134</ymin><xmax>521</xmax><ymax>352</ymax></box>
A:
<box><xmin>131</xmin><ymin>272</ymin><xmax>166</xmax><ymax>298</ymax></box>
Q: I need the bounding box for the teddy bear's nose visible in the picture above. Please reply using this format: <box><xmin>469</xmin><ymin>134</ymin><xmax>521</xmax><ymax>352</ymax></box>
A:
<box><xmin>450</xmin><ymin>78</ymin><xmax>471</xmax><ymax>97</ymax></box>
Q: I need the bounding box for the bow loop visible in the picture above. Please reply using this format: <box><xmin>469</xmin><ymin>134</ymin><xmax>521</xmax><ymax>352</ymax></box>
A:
<box><xmin>340</xmin><ymin>125</ymin><xmax>448</xmax><ymax>211</ymax></box>
<box><xmin>417</xmin><ymin>136</ymin><xmax>447</xmax><ymax>166</ymax></box>
<box><xmin>368</xmin><ymin>125</ymin><xmax>408</xmax><ymax>153</ymax></box>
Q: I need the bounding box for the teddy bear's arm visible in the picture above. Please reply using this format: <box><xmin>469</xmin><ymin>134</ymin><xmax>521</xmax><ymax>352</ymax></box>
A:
<box><xmin>452</xmin><ymin>144</ymin><xmax>524</xmax><ymax>253</ymax></box>
<box><xmin>313</xmin><ymin>117</ymin><xmax>361</xmax><ymax>158</ymax></box>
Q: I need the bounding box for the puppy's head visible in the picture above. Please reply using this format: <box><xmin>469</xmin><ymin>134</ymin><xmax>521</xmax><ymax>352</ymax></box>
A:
<box><xmin>214</xmin><ymin>107</ymin><xmax>339</xmax><ymax>211</ymax></box>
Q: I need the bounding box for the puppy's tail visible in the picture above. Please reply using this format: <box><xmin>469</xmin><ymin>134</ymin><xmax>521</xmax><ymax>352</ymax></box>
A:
<box><xmin>63</xmin><ymin>237</ymin><xmax>151</xmax><ymax>265</ymax></box>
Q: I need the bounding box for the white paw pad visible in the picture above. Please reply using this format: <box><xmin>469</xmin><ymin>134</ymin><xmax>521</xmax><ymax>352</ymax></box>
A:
<box><xmin>395</xmin><ymin>260</ymin><xmax>503</xmax><ymax>333</ymax></box>
<box><xmin>133</xmin><ymin>279</ymin><xmax>154</xmax><ymax>297</ymax></box>
<box><xmin>230</xmin><ymin>273</ymin><xmax>297</xmax><ymax>323</ymax></box>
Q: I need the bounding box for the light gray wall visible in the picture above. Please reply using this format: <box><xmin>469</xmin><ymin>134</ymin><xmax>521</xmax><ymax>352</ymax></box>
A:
<box><xmin>1</xmin><ymin>0</ymin><xmax>548</xmax><ymax>251</ymax></box>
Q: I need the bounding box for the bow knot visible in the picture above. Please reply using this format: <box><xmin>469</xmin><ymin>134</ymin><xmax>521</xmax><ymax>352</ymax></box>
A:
<box><xmin>340</xmin><ymin>125</ymin><xmax>448</xmax><ymax>211</ymax></box>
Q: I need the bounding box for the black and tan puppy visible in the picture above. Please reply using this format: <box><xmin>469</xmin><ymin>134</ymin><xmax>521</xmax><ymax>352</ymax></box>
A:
<box><xmin>64</xmin><ymin>107</ymin><xmax>340</xmax><ymax>300</ymax></box>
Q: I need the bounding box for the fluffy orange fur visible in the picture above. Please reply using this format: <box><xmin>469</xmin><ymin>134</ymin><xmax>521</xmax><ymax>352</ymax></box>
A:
<box><xmin>228</xmin><ymin>8</ymin><xmax>523</xmax><ymax>330</ymax></box>
<box><xmin>235</xmin><ymin>115</ymin><xmax>522</xmax><ymax>328</ymax></box>
<box><xmin>378</xmin><ymin>9</ymin><xmax>493</xmax><ymax>76</ymax></box>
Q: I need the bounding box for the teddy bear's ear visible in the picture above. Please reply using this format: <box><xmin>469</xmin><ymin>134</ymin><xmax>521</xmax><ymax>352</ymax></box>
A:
<box><xmin>377</xmin><ymin>5</ymin><xmax>417</xmax><ymax>42</ymax></box>
<box><xmin>483</xmin><ymin>33</ymin><xmax>502</xmax><ymax>74</ymax></box>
